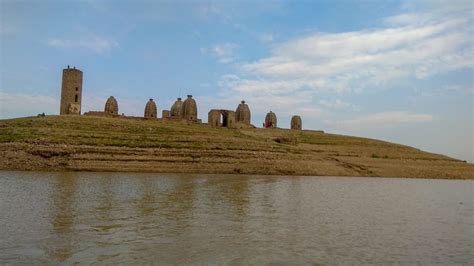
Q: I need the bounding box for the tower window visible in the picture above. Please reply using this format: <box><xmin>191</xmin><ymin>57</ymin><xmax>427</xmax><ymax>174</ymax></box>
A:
<box><xmin>75</xmin><ymin>94</ymin><xmax>78</xmax><ymax>102</ymax></box>
<box><xmin>75</xmin><ymin>87</ymin><xmax>78</xmax><ymax>91</ymax></box>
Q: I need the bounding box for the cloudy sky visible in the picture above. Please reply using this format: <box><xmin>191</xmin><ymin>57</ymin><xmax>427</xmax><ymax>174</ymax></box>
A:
<box><xmin>1</xmin><ymin>0</ymin><xmax>473</xmax><ymax>162</ymax></box>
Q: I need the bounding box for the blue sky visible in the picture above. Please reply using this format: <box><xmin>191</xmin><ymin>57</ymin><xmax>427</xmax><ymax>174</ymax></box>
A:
<box><xmin>1</xmin><ymin>0</ymin><xmax>473</xmax><ymax>162</ymax></box>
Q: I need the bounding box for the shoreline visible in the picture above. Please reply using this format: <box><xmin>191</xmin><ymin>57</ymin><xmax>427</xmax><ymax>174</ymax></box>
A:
<box><xmin>2</xmin><ymin>169</ymin><xmax>473</xmax><ymax>180</ymax></box>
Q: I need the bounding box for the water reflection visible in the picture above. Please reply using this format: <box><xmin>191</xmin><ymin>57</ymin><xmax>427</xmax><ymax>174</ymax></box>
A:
<box><xmin>0</xmin><ymin>172</ymin><xmax>472</xmax><ymax>264</ymax></box>
<box><xmin>48</xmin><ymin>172</ymin><xmax>77</xmax><ymax>261</ymax></box>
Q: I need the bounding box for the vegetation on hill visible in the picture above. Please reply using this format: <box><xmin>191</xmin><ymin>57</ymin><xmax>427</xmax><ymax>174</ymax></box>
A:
<box><xmin>0</xmin><ymin>115</ymin><xmax>472</xmax><ymax>179</ymax></box>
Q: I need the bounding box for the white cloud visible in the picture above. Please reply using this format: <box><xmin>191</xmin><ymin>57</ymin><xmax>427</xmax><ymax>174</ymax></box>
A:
<box><xmin>383</xmin><ymin>13</ymin><xmax>424</xmax><ymax>26</ymax></box>
<box><xmin>318</xmin><ymin>99</ymin><xmax>355</xmax><ymax>110</ymax></box>
<box><xmin>0</xmin><ymin>92</ymin><xmax>58</xmax><ymax>118</ymax></box>
<box><xmin>258</xmin><ymin>33</ymin><xmax>275</xmax><ymax>43</ymax></box>
<box><xmin>215</xmin><ymin>3</ymin><xmax>472</xmax><ymax>99</ymax></box>
<box><xmin>212</xmin><ymin>43</ymin><xmax>239</xmax><ymax>63</ymax></box>
<box><xmin>203</xmin><ymin>3</ymin><xmax>472</xmax><ymax>131</ymax></box>
<box><xmin>47</xmin><ymin>34</ymin><xmax>118</xmax><ymax>54</ymax></box>
<box><xmin>325</xmin><ymin>112</ymin><xmax>433</xmax><ymax>129</ymax></box>
<box><xmin>209</xmin><ymin>74</ymin><xmax>326</xmax><ymax>122</ymax></box>
<box><xmin>241</xmin><ymin>18</ymin><xmax>471</xmax><ymax>89</ymax></box>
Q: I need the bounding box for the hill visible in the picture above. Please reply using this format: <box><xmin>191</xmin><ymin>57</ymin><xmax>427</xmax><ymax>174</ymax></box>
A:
<box><xmin>0</xmin><ymin>115</ymin><xmax>472</xmax><ymax>179</ymax></box>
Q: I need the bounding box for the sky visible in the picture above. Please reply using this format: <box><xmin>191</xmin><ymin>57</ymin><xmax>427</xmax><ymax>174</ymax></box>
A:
<box><xmin>0</xmin><ymin>0</ymin><xmax>473</xmax><ymax>162</ymax></box>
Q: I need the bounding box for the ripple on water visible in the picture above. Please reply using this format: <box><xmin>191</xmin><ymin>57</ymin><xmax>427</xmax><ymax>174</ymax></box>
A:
<box><xmin>0</xmin><ymin>172</ymin><xmax>472</xmax><ymax>264</ymax></box>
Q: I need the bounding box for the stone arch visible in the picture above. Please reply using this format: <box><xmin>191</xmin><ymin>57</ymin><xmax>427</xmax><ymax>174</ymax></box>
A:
<box><xmin>208</xmin><ymin>109</ymin><xmax>236</xmax><ymax>128</ymax></box>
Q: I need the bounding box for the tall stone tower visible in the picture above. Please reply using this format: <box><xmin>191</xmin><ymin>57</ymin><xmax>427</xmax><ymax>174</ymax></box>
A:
<box><xmin>60</xmin><ymin>66</ymin><xmax>83</xmax><ymax>115</ymax></box>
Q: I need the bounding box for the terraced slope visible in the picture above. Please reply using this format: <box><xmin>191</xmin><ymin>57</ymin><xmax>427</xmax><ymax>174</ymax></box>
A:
<box><xmin>0</xmin><ymin>115</ymin><xmax>472</xmax><ymax>179</ymax></box>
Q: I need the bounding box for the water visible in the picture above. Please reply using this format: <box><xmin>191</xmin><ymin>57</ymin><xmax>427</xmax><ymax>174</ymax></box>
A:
<box><xmin>0</xmin><ymin>172</ymin><xmax>472</xmax><ymax>264</ymax></box>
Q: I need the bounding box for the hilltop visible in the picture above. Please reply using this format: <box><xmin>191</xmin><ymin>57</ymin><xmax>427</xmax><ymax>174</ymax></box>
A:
<box><xmin>0</xmin><ymin>115</ymin><xmax>472</xmax><ymax>179</ymax></box>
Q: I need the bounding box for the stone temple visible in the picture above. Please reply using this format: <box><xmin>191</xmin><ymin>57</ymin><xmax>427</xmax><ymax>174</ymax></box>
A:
<box><xmin>291</xmin><ymin>115</ymin><xmax>302</xmax><ymax>130</ymax></box>
<box><xmin>182</xmin><ymin>95</ymin><xmax>198</xmax><ymax>121</ymax></box>
<box><xmin>104</xmin><ymin>96</ymin><xmax>118</xmax><ymax>115</ymax></box>
<box><xmin>144</xmin><ymin>99</ymin><xmax>158</xmax><ymax>119</ymax></box>
<box><xmin>60</xmin><ymin>66</ymin><xmax>82</xmax><ymax>115</ymax></box>
<box><xmin>235</xmin><ymin>100</ymin><xmax>251</xmax><ymax>125</ymax></box>
<box><xmin>170</xmin><ymin>97</ymin><xmax>184</xmax><ymax>119</ymax></box>
<box><xmin>265</xmin><ymin>111</ymin><xmax>277</xmax><ymax>128</ymax></box>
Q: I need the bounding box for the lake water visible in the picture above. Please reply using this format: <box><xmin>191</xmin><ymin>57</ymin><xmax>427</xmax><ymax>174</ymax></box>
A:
<box><xmin>0</xmin><ymin>171</ymin><xmax>472</xmax><ymax>264</ymax></box>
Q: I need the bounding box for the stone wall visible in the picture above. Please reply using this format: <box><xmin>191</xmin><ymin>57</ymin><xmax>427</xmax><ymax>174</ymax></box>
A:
<box><xmin>162</xmin><ymin>110</ymin><xmax>170</xmax><ymax>119</ymax></box>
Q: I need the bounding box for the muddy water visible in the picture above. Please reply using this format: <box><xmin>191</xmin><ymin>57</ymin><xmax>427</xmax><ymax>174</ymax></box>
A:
<box><xmin>0</xmin><ymin>172</ymin><xmax>472</xmax><ymax>264</ymax></box>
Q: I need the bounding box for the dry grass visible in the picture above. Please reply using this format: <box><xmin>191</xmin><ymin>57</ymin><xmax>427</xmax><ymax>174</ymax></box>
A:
<box><xmin>0</xmin><ymin>115</ymin><xmax>472</xmax><ymax>179</ymax></box>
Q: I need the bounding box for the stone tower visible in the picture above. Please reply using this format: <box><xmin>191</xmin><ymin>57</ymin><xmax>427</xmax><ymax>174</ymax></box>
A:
<box><xmin>235</xmin><ymin>100</ymin><xmax>251</xmax><ymax>125</ymax></box>
<box><xmin>104</xmin><ymin>96</ymin><xmax>118</xmax><ymax>115</ymax></box>
<box><xmin>264</xmin><ymin>111</ymin><xmax>277</xmax><ymax>128</ymax></box>
<box><xmin>182</xmin><ymin>95</ymin><xmax>197</xmax><ymax>121</ymax></box>
<box><xmin>144</xmin><ymin>99</ymin><xmax>157</xmax><ymax>119</ymax></box>
<box><xmin>170</xmin><ymin>97</ymin><xmax>184</xmax><ymax>119</ymax></box>
<box><xmin>60</xmin><ymin>66</ymin><xmax>83</xmax><ymax>115</ymax></box>
<box><xmin>291</xmin><ymin>115</ymin><xmax>302</xmax><ymax>130</ymax></box>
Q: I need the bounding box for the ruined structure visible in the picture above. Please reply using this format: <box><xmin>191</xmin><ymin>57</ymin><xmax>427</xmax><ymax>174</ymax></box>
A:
<box><xmin>170</xmin><ymin>98</ymin><xmax>184</xmax><ymax>119</ymax></box>
<box><xmin>265</xmin><ymin>111</ymin><xmax>277</xmax><ymax>128</ymax></box>
<box><xmin>60</xmin><ymin>66</ymin><xmax>82</xmax><ymax>115</ymax></box>
<box><xmin>208</xmin><ymin>110</ymin><xmax>221</xmax><ymax>127</ymax></box>
<box><xmin>182</xmin><ymin>95</ymin><xmax>197</xmax><ymax>121</ymax></box>
<box><xmin>208</xmin><ymin>109</ymin><xmax>236</xmax><ymax>128</ymax></box>
<box><xmin>104</xmin><ymin>96</ymin><xmax>118</xmax><ymax>115</ymax></box>
<box><xmin>57</xmin><ymin>67</ymin><xmax>308</xmax><ymax>131</ymax></box>
<box><xmin>291</xmin><ymin>115</ymin><xmax>302</xmax><ymax>130</ymax></box>
<box><xmin>144</xmin><ymin>99</ymin><xmax>157</xmax><ymax>119</ymax></box>
<box><xmin>235</xmin><ymin>100</ymin><xmax>251</xmax><ymax>125</ymax></box>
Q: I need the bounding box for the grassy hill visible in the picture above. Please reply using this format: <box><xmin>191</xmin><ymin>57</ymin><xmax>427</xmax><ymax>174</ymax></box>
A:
<box><xmin>0</xmin><ymin>115</ymin><xmax>472</xmax><ymax>179</ymax></box>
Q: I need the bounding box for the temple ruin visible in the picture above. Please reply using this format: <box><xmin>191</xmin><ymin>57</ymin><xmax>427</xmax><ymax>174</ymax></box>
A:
<box><xmin>144</xmin><ymin>99</ymin><xmax>157</xmax><ymax>119</ymax></box>
<box><xmin>265</xmin><ymin>111</ymin><xmax>277</xmax><ymax>128</ymax></box>
<box><xmin>291</xmin><ymin>115</ymin><xmax>302</xmax><ymax>130</ymax></box>
<box><xmin>60</xmin><ymin>66</ymin><xmax>307</xmax><ymax>130</ymax></box>
<box><xmin>235</xmin><ymin>100</ymin><xmax>251</xmax><ymax>125</ymax></box>
<box><xmin>208</xmin><ymin>109</ymin><xmax>236</xmax><ymax>129</ymax></box>
<box><xmin>104</xmin><ymin>96</ymin><xmax>118</xmax><ymax>115</ymax></box>
<box><xmin>170</xmin><ymin>97</ymin><xmax>183</xmax><ymax>119</ymax></box>
<box><xmin>182</xmin><ymin>95</ymin><xmax>198</xmax><ymax>121</ymax></box>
